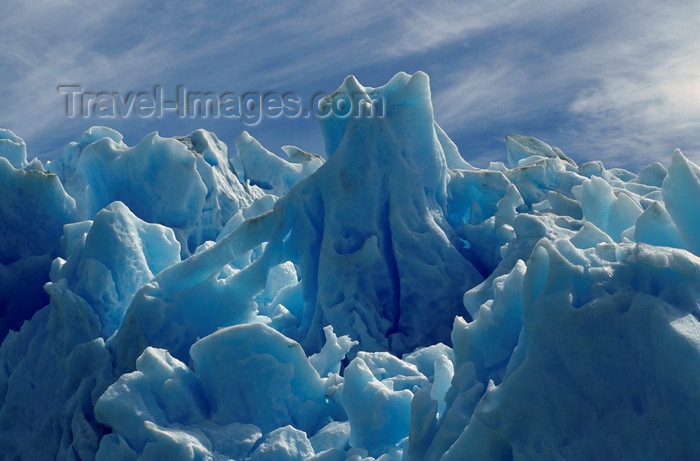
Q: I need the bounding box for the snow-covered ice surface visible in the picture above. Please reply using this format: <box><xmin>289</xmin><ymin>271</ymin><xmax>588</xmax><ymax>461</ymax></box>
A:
<box><xmin>1</xmin><ymin>71</ymin><xmax>699</xmax><ymax>460</ymax></box>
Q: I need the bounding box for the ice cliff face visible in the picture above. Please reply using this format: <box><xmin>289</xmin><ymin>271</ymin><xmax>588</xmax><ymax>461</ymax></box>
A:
<box><xmin>0</xmin><ymin>145</ymin><xmax>79</xmax><ymax>339</ymax></box>
<box><xmin>1</xmin><ymin>71</ymin><xmax>699</xmax><ymax>460</ymax></box>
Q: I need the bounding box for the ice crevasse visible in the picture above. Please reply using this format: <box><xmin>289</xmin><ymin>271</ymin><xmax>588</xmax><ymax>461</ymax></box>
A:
<box><xmin>0</xmin><ymin>71</ymin><xmax>699</xmax><ymax>460</ymax></box>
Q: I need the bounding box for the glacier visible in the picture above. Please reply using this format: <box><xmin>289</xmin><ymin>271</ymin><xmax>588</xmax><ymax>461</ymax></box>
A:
<box><xmin>0</xmin><ymin>71</ymin><xmax>699</xmax><ymax>460</ymax></box>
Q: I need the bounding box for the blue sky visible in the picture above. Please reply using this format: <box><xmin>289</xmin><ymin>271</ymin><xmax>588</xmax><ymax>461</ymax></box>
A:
<box><xmin>1</xmin><ymin>0</ymin><xmax>698</xmax><ymax>171</ymax></box>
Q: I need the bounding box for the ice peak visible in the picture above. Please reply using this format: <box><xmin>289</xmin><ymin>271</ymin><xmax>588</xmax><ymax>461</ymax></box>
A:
<box><xmin>0</xmin><ymin>128</ymin><xmax>28</xmax><ymax>169</ymax></box>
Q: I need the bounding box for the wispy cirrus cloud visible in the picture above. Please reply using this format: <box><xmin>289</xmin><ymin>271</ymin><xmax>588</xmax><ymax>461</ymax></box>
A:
<box><xmin>562</xmin><ymin>1</ymin><xmax>700</xmax><ymax>168</ymax></box>
<box><xmin>0</xmin><ymin>0</ymin><xmax>201</xmax><ymax>153</ymax></box>
<box><xmin>0</xmin><ymin>0</ymin><xmax>697</xmax><ymax>171</ymax></box>
<box><xmin>427</xmin><ymin>0</ymin><xmax>700</xmax><ymax>169</ymax></box>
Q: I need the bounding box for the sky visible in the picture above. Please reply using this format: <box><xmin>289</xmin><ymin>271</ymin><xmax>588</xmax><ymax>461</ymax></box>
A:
<box><xmin>1</xmin><ymin>0</ymin><xmax>698</xmax><ymax>172</ymax></box>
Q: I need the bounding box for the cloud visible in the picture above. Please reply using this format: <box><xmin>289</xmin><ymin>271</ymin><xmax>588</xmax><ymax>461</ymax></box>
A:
<box><xmin>562</xmin><ymin>1</ymin><xmax>700</xmax><ymax>167</ymax></box>
<box><xmin>424</xmin><ymin>0</ymin><xmax>700</xmax><ymax>169</ymax></box>
<box><xmin>0</xmin><ymin>0</ymin><xmax>696</xmax><ymax>170</ymax></box>
<box><xmin>0</xmin><ymin>1</ymin><xmax>199</xmax><ymax>150</ymax></box>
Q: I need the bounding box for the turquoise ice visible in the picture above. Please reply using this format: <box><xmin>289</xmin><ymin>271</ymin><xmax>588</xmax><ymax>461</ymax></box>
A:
<box><xmin>1</xmin><ymin>72</ymin><xmax>699</xmax><ymax>460</ymax></box>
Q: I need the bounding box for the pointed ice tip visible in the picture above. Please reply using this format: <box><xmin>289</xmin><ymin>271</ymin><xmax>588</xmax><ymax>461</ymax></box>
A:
<box><xmin>138</xmin><ymin>131</ymin><xmax>161</xmax><ymax>147</ymax></box>
<box><xmin>236</xmin><ymin>131</ymin><xmax>253</xmax><ymax>144</ymax></box>
<box><xmin>387</xmin><ymin>71</ymin><xmax>412</xmax><ymax>85</ymax></box>
<box><xmin>333</xmin><ymin>75</ymin><xmax>367</xmax><ymax>103</ymax></box>
<box><xmin>412</xmin><ymin>70</ymin><xmax>430</xmax><ymax>82</ymax></box>
<box><xmin>378</xmin><ymin>72</ymin><xmax>413</xmax><ymax>97</ymax></box>
<box><xmin>0</xmin><ymin>128</ymin><xmax>27</xmax><ymax>169</ymax></box>
<box><xmin>668</xmin><ymin>148</ymin><xmax>700</xmax><ymax>175</ymax></box>
<box><xmin>672</xmin><ymin>148</ymin><xmax>685</xmax><ymax>162</ymax></box>
<box><xmin>237</xmin><ymin>131</ymin><xmax>273</xmax><ymax>157</ymax></box>
<box><xmin>341</xmin><ymin>75</ymin><xmax>365</xmax><ymax>93</ymax></box>
<box><xmin>396</xmin><ymin>71</ymin><xmax>432</xmax><ymax>109</ymax></box>
<box><xmin>403</xmin><ymin>71</ymin><xmax>430</xmax><ymax>93</ymax></box>
<box><xmin>669</xmin><ymin>148</ymin><xmax>692</xmax><ymax>172</ymax></box>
